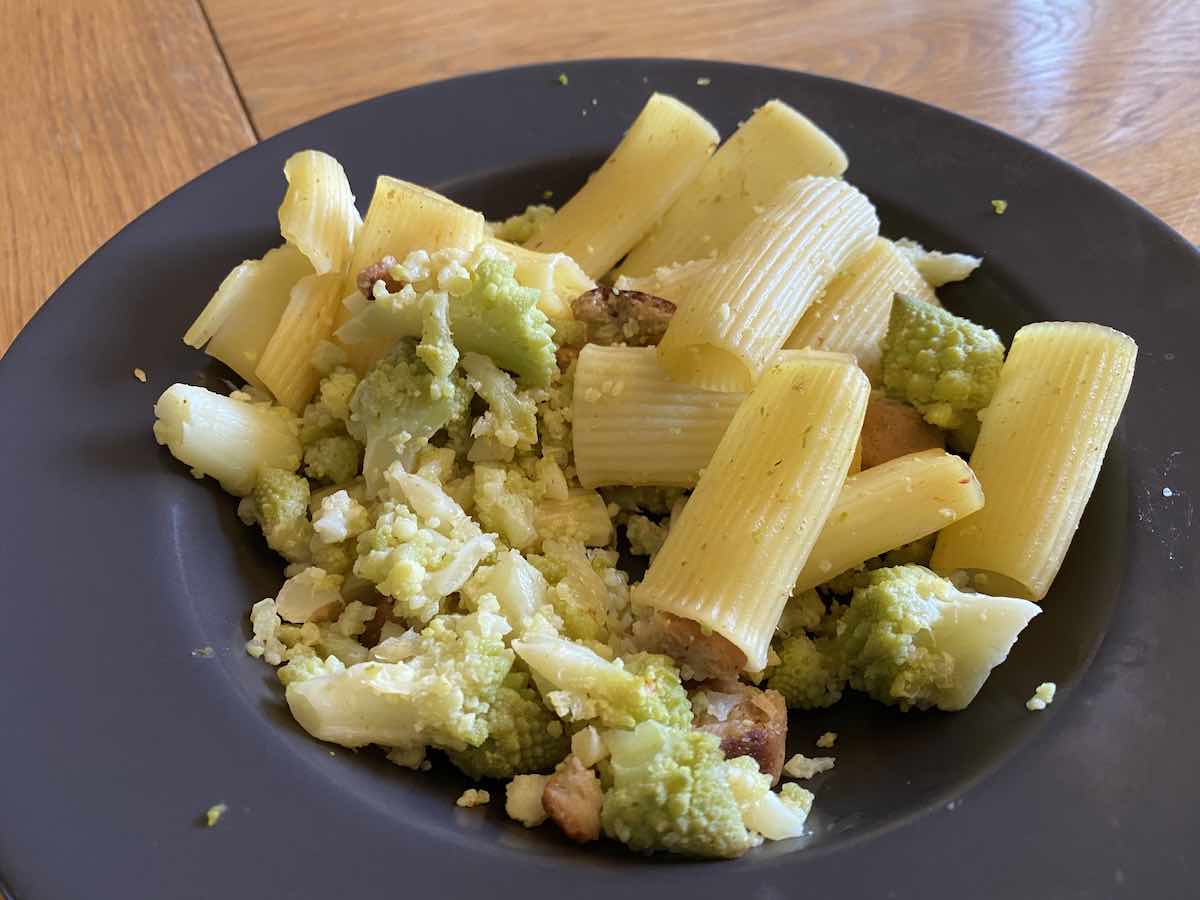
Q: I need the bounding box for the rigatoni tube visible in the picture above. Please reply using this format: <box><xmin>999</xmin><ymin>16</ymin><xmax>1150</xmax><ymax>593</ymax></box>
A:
<box><xmin>794</xmin><ymin>449</ymin><xmax>985</xmax><ymax>592</ymax></box>
<box><xmin>656</xmin><ymin>177</ymin><xmax>878</xmax><ymax>392</ymax></box>
<box><xmin>617</xmin><ymin>99</ymin><xmax>848</xmax><ymax>279</ymax></box>
<box><xmin>152</xmin><ymin>384</ymin><xmax>301</xmax><ymax>496</ymax></box>
<box><xmin>278</xmin><ymin>150</ymin><xmax>361</xmax><ymax>275</ymax></box>
<box><xmin>572</xmin><ymin>345</ymin><xmax>743</xmax><ymax>488</ymax></box>
<box><xmin>635</xmin><ymin>351</ymin><xmax>870</xmax><ymax>670</ymax></box>
<box><xmin>784</xmin><ymin>237</ymin><xmax>936</xmax><ymax>383</ymax></box>
<box><xmin>255</xmin><ymin>272</ymin><xmax>346</xmax><ymax>411</ymax></box>
<box><xmin>931</xmin><ymin>322</ymin><xmax>1136</xmax><ymax>600</ymax></box>
<box><xmin>527</xmin><ymin>93</ymin><xmax>719</xmax><ymax>278</ymax></box>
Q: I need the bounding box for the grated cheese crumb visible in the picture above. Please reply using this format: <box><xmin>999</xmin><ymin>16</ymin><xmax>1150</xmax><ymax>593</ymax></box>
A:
<box><xmin>783</xmin><ymin>753</ymin><xmax>836</xmax><ymax>780</ymax></box>
<box><xmin>1026</xmin><ymin>682</ymin><xmax>1056</xmax><ymax>711</ymax></box>
<box><xmin>456</xmin><ymin>788</ymin><xmax>491</xmax><ymax>808</ymax></box>
<box><xmin>991</xmin><ymin>199</ymin><xmax>1008</xmax><ymax>215</ymax></box>
<box><xmin>205</xmin><ymin>803</ymin><xmax>227</xmax><ymax>827</ymax></box>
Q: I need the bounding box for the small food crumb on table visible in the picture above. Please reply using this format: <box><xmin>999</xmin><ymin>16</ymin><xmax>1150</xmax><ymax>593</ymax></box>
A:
<box><xmin>816</xmin><ymin>731</ymin><xmax>837</xmax><ymax>749</ymax></box>
<box><xmin>1026</xmin><ymin>682</ymin><xmax>1057</xmax><ymax>711</ymax></box>
<box><xmin>456</xmin><ymin>788</ymin><xmax>491</xmax><ymax>808</ymax></box>
<box><xmin>205</xmin><ymin>803</ymin><xmax>227</xmax><ymax>827</ymax></box>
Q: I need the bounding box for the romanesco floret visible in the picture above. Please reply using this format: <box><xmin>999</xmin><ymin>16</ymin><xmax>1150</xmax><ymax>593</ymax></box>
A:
<box><xmin>472</xmin><ymin>462</ymin><xmax>543</xmax><ymax>550</ymax></box>
<box><xmin>837</xmin><ymin>565</ymin><xmax>1040</xmax><ymax>711</ymax></box>
<box><xmin>354</xmin><ymin>469</ymin><xmax>497</xmax><ymax>624</ymax></box>
<box><xmin>767</xmin><ymin>633</ymin><xmax>845</xmax><ymax>709</ymax></box>
<box><xmin>601</xmin><ymin>721</ymin><xmax>753</xmax><ymax>858</ymax></box>
<box><xmin>529</xmin><ymin>540</ymin><xmax>609</xmax><ymax>643</ymax></box>
<box><xmin>283</xmin><ymin>603</ymin><xmax>515</xmax><ymax>752</ymax></box>
<box><xmin>446</xmin><ymin>670</ymin><xmax>570</xmax><ymax>780</ymax></box>
<box><xmin>462</xmin><ymin>351</ymin><xmax>539</xmax><ymax>451</ymax></box>
<box><xmin>299</xmin><ymin>367</ymin><xmax>359</xmax><ymax>445</ymax></box>
<box><xmin>513</xmin><ymin>635</ymin><xmax>689</xmax><ymax>730</ymax></box>
<box><xmin>417</xmin><ymin>290</ymin><xmax>459</xmax><ymax>379</ymax></box>
<box><xmin>460</xmin><ymin>549</ymin><xmax>562</xmax><ymax>639</ymax></box>
<box><xmin>491</xmin><ymin>204</ymin><xmax>555</xmax><ymax>244</ymax></box>
<box><xmin>880</xmin><ymin>294</ymin><xmax>1005</xmax><ymax>429</ymax></box>
<box><xmin>251</xmin><ymin>467</ymin><xmax>313</xmax><ymax>562</ymax></box>
<box><xmin>347</xmin><ymin>342</ymin><xmax>471</xmax><ymax>494</ymax></box>
<box><xmin>625</xmin><ymin>515</ymin><xmax>667</xmax><ymax>557</ymax></box>
<box><xmin>303</xmin><ymin>434</ymin><xmax>362</xmax><ymax>484</ymax></box>
<box><xmin>724</xmin><ymin>756</ymin><xmax>811</xmax><ymax>841</ymax></box>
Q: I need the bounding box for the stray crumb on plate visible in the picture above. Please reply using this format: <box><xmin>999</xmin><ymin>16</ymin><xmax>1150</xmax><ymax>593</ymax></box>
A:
<box><xmin>191</xmin><ymin>646</ymin><xmax>215</xmax><ymax>658</ymax></box>
<box><xmin>1026</xmin><ymin>682</ymin><xmax>1056</xmax><ymax>711</ymax></box>
<box><xmin>542</xmin><ymin>189</ymin><xmax>554</xmax><ymax>200</ymax></box>
<box><xmin>696</xmin><ymin>76</ymin><xmax>712</xmax><ymax>86</ymax></box>
<box><xmin>456</xmin><ymin>788</ymin><xmax>491</xmax><ymax>808</ymax></box>
<box><xmin>205</xmin><ymin>803</ymin><xmax>227</xmax><ymax>827</ymax></box>
<box><xmin>783</xmin><ymin>753</ymin><xmax>835</xmax><ymax>780</ymax></box>
<box><xmin>991</xmin><ymin>199</ymin><xmax>1008</xmax><ymax>215</ymax></box>
<box><xmin>133</xmin><ymin>367</ymin><xmax>148</xmax><ymax>383</ymax></box>
<box><xmin>816</xmin><ymin>731</ymin><xmax>837</xmax><ymax>749</ymax></box>
<box><xmin>557</xmin><ymin>73</ymin><xmax>568</xmax><ymax>86</ymax></box>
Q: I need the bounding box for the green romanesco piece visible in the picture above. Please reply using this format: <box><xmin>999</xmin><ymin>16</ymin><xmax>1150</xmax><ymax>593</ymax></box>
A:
<box><xmin>348</xmin><ymin>342</ymin><xmax>471</xmax><ymax>493</ymax></box>
<box><xmin>461</xmin><ymin>351</ymin><xmax>540</xmax><ymax>451</ymax></box>
<box><xmin>251</xmin><ymin>467</ymin><xmax>312</xmax><ymax>562</ymax></box>
<box><xmin>416</xmin><ymin>290</ymin><xmax>459</xmax><ymax>379</ymax></box>
<box><xmin>624</xmin><ymin>652</ymin><xmax>693</xmax><ymax>730</ymax></box>
<box><xmin>448</xmin><ymin>256</ymin><xmax>556</xmax><ymax>388</ymax></box>
<box><xmin>445</xmin><ymin>670</ymin><xmax>570</xmax><ymax>780</ymax></box>
<box><xmin>473</xmin><ymin>462</ymin><xmax>544</xmax><ymax>551</ymax></box>
<box><xmin>837</xmin><ymin>564</ymin><xmax>1039</xmax><ymax>711</ymax></box>
<box><xmin>282</xmin><ymin>603</ymin><xmax>515</xmax><ymax>752</ymax></box>
<box><xmin>767</xmin><ymin>633</ymin><xmax>846</xmax><ymax>709</ymax></box>
<box><xmin>299</xmin><ymin>368</ymin><xmax>359</xmax><ymax>444</ymax></box>
<box><xmin>303</xmin><ymin>434</ymin><xmax>362</xmax><ymax>484</ymax></box>
<box><xmin>529</xmin><ymin>540</ymin><xmax>609</xmax><ymax>644</ymax></box>
<box><xmin>880</xmin><ymin>294</ymin><xmax>1005</xmax><ymax>429</ymax></box>
<box><xmin>601</xmin><ymin>721</ymin><xmax>753</xmax><ymax>859</ymax></box>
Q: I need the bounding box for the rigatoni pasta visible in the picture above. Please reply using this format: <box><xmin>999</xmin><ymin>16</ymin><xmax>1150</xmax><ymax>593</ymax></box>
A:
<box><xmin>784</xmin><ymin>237</ymin><xmax>936</xmax><ymax>382</ymax></box>
<box><xmin>572</xmin><ymin>345</ymin><xmax>743</xmax><ymax>488</ymax></box>
<box><xmin>635</xmin><ymin>351</ymin><xmax>870</xmax><ymax>670</ymax></box>
<box><xmin>527</xmin><ymin>93</ymin><xmax>719</xmax><ymax>278</ymax></box>
<box><xmin>656</xmin><ymin>177</ymin><xmax>878</xmax><ymax>391</ymax></box>
<box><xmin>931</xmin><ymin>322</ymin><xmax>1136</xmax><ymax>600</ymax></box>
<box><xmin>255</xmin><ymin>272</ymin><xmax>346</xmax><ymax>411</ymax></box>
<box><xmin>183</xmin><ymin>244</ymin><xmax>313</xmax><ymax>389</ymax></box>
<box><xmin>794</xmin><ymin>449</ymin><xmax>984</xmax><ymax>592</ymax></box>
<box><xmin>617</xmin><ymin>99</ymin><xmax>847</xmax><ymax>278</ymax></box>
<box><xmin>278</xmin><ymin>150</ymin><xmax>361</xmax><ymax>275</ymax></box>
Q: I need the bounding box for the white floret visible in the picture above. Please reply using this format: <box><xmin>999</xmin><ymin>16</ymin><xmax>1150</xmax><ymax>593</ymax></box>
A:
<box><xmin>312</xmin><ymin>490</ymin><xmax>371</xmax><ymax>543</ymax></box>
<box><xmin>246</xmin><ymin>598</ymin><xmax>286</xmax><ymax>665</ymax></box>
<box><xmin>505</xmin><ymin>774</ymin><xmax>550</xmax><ymax>827</ymax></box>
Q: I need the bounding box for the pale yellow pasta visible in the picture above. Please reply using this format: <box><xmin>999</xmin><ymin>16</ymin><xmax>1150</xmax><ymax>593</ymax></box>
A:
<box><xmin>482</xmin><ymin>238</ymin><xmax>595</xmax><ymax>320</ymax></box>
<box><xmin>339</xmin><ymin>177</ymin><xmax>486</xmax><ymax>371</ymax></box>
<box><xmin>657</xmin><ymin>177</ymin><xmax>878</xmax><ymax>392</ymax></box>
<box><xmin>784</xmin><ymin>237</ymin><xmax>936</xmax><ymax>383</ymax></box>
<box><xmin>183</xmin><ymin>244</ymin><xmax>313</xmax><ymax>388</ymax></box>
<box><xmin>617</xmin><ymin>99</ymin><xmax>848</xmax><ymax>278</ymax></box>
<box><xmin>572</xmin><ymin>345</ymin><xmax>743</xmax><ymax>488</ymax></box>
<box><xmin>535</xmin><ymin>488</ymin><xmax>613</xmax><ymax>547</ymax></box>
<box><xmin>613</xmin><ymin>258</ymin><xmax>713</xmax><ymax>307</ymax></box>
<box><xmin>255</xmin><ymin>272</ymin><xmax>345</xmax><ymax>411</ymax></box>
<box><xmin>794</xmin><ymin>449</ymin><xmax>985</xmax><ymax>592</ymax></box>
<box><xmin>931</xmin><ymin>322</ymin><xmax>1136</xmax><ymax>600</ymax></box>
<box><xmin>527</xmin><ymin>93</ymin><xmax>719</xmax><ymax>278</ymax></box>
<box><xmin>635</xmin><ymin>351</ymin><xmax>869</xmax><ymax>670</ymax></box>
<box><xmin>278</xmin><ymin>151</ymin><xmax>361</xmax><ymax>275</ymax></box>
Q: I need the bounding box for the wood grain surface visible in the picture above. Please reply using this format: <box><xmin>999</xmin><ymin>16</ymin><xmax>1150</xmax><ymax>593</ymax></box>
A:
<box><xmin>3</xmin><ymin>0</ymin><xmax>1198</xmax><ymax>353</ymax></box>
<box><xmin>0</xmin><ymin>0</ymin><xmax>255</xmax><ymax>353</ymax></box>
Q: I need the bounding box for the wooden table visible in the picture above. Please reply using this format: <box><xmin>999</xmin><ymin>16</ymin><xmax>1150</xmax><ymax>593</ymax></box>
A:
<box><xmin>3</xmin><ymin>0</ymin><xmax>1198</xmax><ymax>355</ymax></box>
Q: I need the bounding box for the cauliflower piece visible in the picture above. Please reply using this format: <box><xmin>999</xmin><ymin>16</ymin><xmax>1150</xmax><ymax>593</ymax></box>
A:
<box><xmin>347</xmin><ymin>342</ymin><xmax>472</xmax><ymax>494</ymax></box>
<box><xmin>250</xmin><ymin>467</ymin><xmax>313</xmax><ymax>563</ymax></box>
<box><xmin>303</xmin><ymin>435</ymin><xmax>361</xmax><ymax>484</ymax></box>
<box><xmin>462</xmin><ymin>351</ymin><xmax>539</xmax><ymax>450</ymax></box>
<box><xmin>894</xmin><ymin>238</ymin><xmax>982</xmax><ymax>287</ymax></box>
<box><xmin>446</xmin><ymin>670</ymin><xmax>570</xmax><ymax>780</ymax></box>
<box><xmin>417</xmin><ymin>290</ymin><xmax>459</xmax><ymax>379</ymax></box>
<box><xmin>535</xmin><ymin>364</ymin><xmax>575</xmax><ymax>472</ymax></box>
<box><xmin>767</xmin><ymin>633</ymin><xmax>846</xmax><ymax>709</ymax></box>
<box><xmin>779</xmin><ymin>782</ymin><xmax>814</xmax><ymax>817</ymax></box>
<box><xmin>570</xmin><ymin>725</ymin><xmax>609</xmax><ymax>768</ymax></box>
<box><xmin>246</xmin><ymin>598</ymin><xmax>287</xmax><ymax>665</ymax></box>
<box><xmin>472</xmin><ymin>462</ymin><xmax>542</xmax><ymax>550</ymax></box>
<box><xmin>513</xmin><ymin>635</ymin><xmax>689</xmax><ymax>730</ymax></box>
<box><xmin>460</xmin><ymin>549</ymin><xmax>561</xmax><ymax>639</ymax></box>
<box><xmin>837</xmin><ymin>565</ymin><xmax>1040</xmax><ymax>711</ymax></box>
<box><xmin>275</xmin><ymin>567</ymin><xmax>343</xmax><ymax>623</ymax></box>
<box><xmin>505</xmin><ymin>774</ymin><xmax>551</xmax><ymax>827</ymax></box>
<box><xmin>529</xmin><ymin>540</ymin><xmax>610</xmax><ymax>643</ymax></box>
<box><xmin>300</xmin><ymin>368</ymin><xmax>359</xmax><ymax>441</ymax></box>
<box><xmin>816</xmin><ymin>731</ymin><xmax>838</xmax><ymax>749</ymax></box>
<box><xmin>880</xmin><ymin>294</ymin><xmax>1005</xmax><ymax>430</ymax></box>
<box><xmin>725</xmin><ymin>756</ymin><xmax>810</xmax><ymax>841</ymax></box>
<box><xmin>534</xmin><ymin>489</ymin><xmax>614</xmax><ymax>547</ymax></box>
<box><xmin>283</xmin><ymin>605</ymin><xmax>514</xmax><ymax>751</ymax></box>
<box><xmin>312</xmin><ymin>489</ymin><xmax>371</xmax><ymax>544</ymax></box>
<box><xmin>1027</xmin><ymin>682</ymin><xmax>1057</xmax><ymax>711</ymax></box>
<box><xmin>625</xmin><ymin>515</ymin><xmax>668</xmax><ymax>558</ymax></box>
<box><xmin>354</xmin><ymin>470</ymin><xmax>497</xmax><ymax>624</ymax></box>
<box><xmin>783</xmin><ymin>753</ymin><xmax>835</xmax><ymax>780</ymax></box>
<box><xmin>491</xmin><ymin>204</ymin><xmax>555</xmax><ymax>244</ymax></box>
<box><xmin>601</xmin><ymin>722</ymin><xmax>753</xmax><ymax>859</ymax></box>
